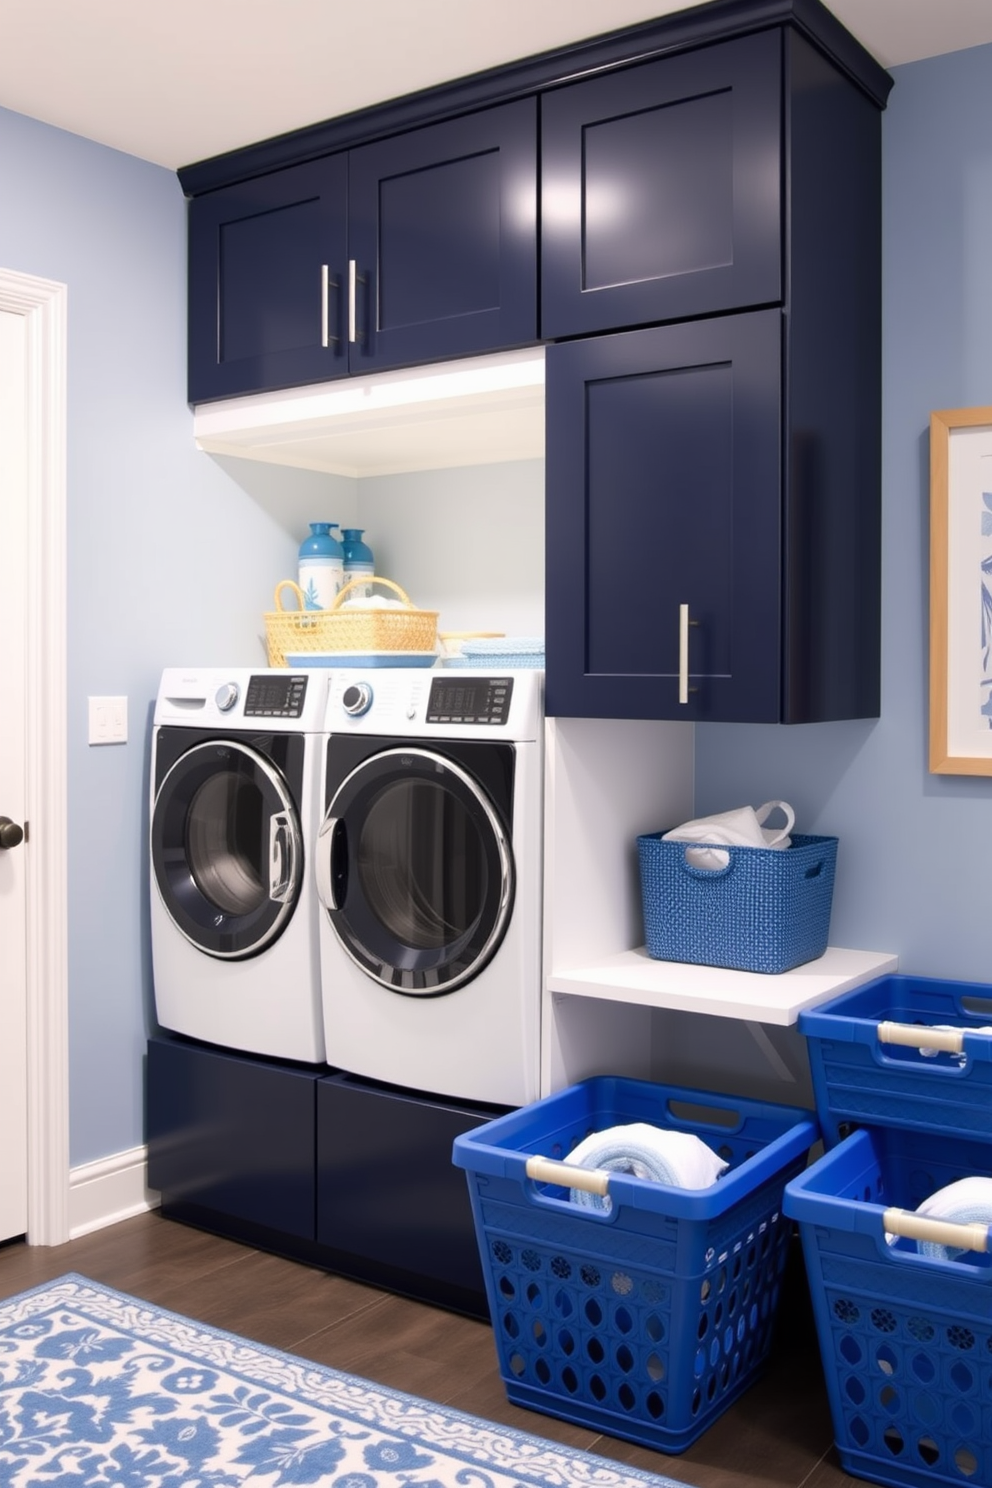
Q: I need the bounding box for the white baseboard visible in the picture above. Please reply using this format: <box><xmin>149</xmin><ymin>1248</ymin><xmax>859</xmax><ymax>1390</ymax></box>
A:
<box><xmin>68</xmin><ymin>1145</ymin><xmax>160</xmax><ymax>1239</ymax></box>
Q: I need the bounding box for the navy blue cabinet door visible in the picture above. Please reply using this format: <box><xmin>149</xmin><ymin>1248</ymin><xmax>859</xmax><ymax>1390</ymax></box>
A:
<box><xmin>541</xmin><ymin>31</ymin><xmax>781</xmax><ymax>340</ymax></box>
<box><xmin>188</xmin><ymin>157</ymin><xmax>348</xmax><ymax>403</ymax></box>
<box><xmin>347</xmin><ymin>99</ymin><xmax>537</xmax><ymax>372</ymax></box>
<box><xmin>545</xmin><ymin>312</ymin><xmax>782</xmax><ymax>722</ymax></box>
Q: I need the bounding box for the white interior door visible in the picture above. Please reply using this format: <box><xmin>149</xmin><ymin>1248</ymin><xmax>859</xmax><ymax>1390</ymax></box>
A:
<box><xmin>0</xmin><ymin>307</ymin><xmax>29</xmax><ymax>1241</ymax></box>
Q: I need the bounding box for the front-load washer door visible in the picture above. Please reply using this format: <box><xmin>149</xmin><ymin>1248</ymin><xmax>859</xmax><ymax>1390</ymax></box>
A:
<box><xmin>151</xmin><ymin>739</ymin><xmax>303</xmax><ymax>959</ymax></box>
<box><xmin>316</xmin><ymin>746</ymin><xmax>513</xmax><ymax>995</ymax></box>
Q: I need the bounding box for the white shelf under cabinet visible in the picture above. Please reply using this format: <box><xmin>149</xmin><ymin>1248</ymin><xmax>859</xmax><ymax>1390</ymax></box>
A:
<box><xmin>547</xmin><ymin>945</ymin><xmax>898</xmax><ymax>1026</ymax></box>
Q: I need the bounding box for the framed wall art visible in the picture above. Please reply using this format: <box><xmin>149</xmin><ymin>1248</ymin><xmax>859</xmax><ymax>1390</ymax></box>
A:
<box><xmin>930</xmin><ymin>404</ymin><xmax>992</xmax><ymax>774</ymax></box>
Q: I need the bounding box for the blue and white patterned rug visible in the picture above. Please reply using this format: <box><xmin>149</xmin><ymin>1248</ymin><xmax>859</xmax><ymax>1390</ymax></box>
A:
<box><xmin>0</xmin><ymin>1274</ymin><xmax>689</xmax><ymax>1488</ymax></box>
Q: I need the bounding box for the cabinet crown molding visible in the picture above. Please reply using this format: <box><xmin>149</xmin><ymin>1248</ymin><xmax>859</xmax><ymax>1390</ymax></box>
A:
<box><xmin>177</xmin><ymin>0</ymin><xmax>892</xmax><ymax>198</ymax></box>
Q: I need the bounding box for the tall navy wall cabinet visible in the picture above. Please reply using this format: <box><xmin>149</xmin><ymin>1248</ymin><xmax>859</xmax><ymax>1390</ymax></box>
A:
<box><xmin>544</xmin><ymin>29</ymin><xmax>887</xmax><ymax>723</ymax></box>
<box><xmin>187</xmin><ymin>101</ymin><xmax>537</xmax><ymax>403</ymax></box>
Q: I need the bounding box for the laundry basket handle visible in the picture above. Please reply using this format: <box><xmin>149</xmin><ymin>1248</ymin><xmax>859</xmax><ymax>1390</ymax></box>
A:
<box><xmin>525</xmin><ymin>1155</ymin><xmax>610</xmax><ymax>1196</ymax></box>
<box><xmin>882</xmin><ymin>1208</ymin><xmax>991</xmax><ymax>1254</ymax></box>
<box><xmin>877</xmin><ymin>1021</ymin><xmax>968</xmax><ymax>1054</ymax></box>
<box><xmin>274</xmin><ymin>579</ymin><xmax>308</xmax><ymax>611</ymax></box>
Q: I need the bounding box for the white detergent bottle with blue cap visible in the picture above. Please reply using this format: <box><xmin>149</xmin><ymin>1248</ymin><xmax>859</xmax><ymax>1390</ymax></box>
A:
<box><xmin>298</xmin><ymin>522</ymin><xmax>344</xmax><ymax>610</ymax></box>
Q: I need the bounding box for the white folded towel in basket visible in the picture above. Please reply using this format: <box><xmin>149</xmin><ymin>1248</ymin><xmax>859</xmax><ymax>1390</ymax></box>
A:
<box><xmin>662</xmin><ymin>802</ymin><xmax>795</xmax><ymax>871</ymax></box>
<box><xmin>566</xmin><ymin>1123</ymin><xmax>729</xmax><ymax>1212</ymax></box>
<box><xmin>912</xmin><ymin>1177</ymin><xmax>992</xmax><ymax>1260</ymax></box>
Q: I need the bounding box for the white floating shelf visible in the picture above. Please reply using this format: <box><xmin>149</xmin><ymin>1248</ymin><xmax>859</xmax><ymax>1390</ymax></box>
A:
<box><xmin>192</xmin><ymin>347</ymin><xmax>546</xmax><ymax>478</ymax></box>
<box><xmin>547</xmin><ymin>945</ymin><xmax>899</xmax><ymax>1026</ymax></box>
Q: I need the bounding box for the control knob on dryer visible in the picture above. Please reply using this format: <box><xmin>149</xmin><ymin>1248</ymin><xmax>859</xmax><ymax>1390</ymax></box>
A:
<box><xmin>215</xmin><ymin>682</ymin><xmax>240</xmax><ymax>712</ymax></box>
<box><xmin>342</xmin><ymin>682</ymin><xmax>373</xmax><ymax>717</ymax></box>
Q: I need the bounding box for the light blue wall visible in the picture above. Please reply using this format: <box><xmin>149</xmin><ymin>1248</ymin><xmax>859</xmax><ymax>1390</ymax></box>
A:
<box><xmin>695</xmin><ymin>42</ymin><xmax>992</xmax><ymax>981</ymax></box>
<box><xmin>0</xmin><ymin>107</ymin><xmax>342</xmax><ymax>1167</ymax></box>
<box><xmin>358</xmin><ymin>460</ymin><xmax>545</xmax><ymax>639</ymax></box>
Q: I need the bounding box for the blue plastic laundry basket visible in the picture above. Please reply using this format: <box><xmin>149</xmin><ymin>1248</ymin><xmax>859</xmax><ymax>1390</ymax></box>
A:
<box><xmin>452</xmin><ymin>1077</ymin><xmax>818</xmax><ymax>1453</ymax></box>
<box><xmin>798</xmin><ymin>973</ymin><xmax>992</xmax><ymax>1146</ymax></box>
<box><xmin>784</xmin><ymin>1125</ymin><xmax>992</xmax><ymax>1488</ymax></box>
<box><xmin>637</xmin><ymin>832</ymin><xmax>838</xmax><ymax>974</ymax></box>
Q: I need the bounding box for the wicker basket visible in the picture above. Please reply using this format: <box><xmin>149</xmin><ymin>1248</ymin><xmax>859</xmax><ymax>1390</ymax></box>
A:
<box><xmin>264</xmin><ymin>576</ymin><xmax>438</xmax><ymax>666</ymax></box>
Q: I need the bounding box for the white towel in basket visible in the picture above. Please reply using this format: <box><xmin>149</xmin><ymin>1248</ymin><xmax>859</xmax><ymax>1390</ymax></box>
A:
<box><xmin>566</xmin><ymin>1123</ymin><xmax>729</xmax><ymax>1212</ymax></box>
<box><xmin>912</xmin><ymin>1177</ymin><xmax>992</xmax><ymax>1260</ymax></box>
<box><xmin>662</xmin><ymin>802</ymin><xmax>795</xmax><ymax>871</ymax></box>
<box><xmin>918</xmin><ymin>1025</ymin><xmax>992</xmax><ymax>1059</ymax></box>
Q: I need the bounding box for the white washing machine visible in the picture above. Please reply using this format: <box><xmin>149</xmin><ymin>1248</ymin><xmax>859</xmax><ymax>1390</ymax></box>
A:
<box><xmin>150</xmin><ymin>666</ymin><xmax>329</xmax><ymax>1063</ymax></box>
<box><xmin>314</xmin><ymin>667</ymin><xmax>543</xmax><ymax>1107</ymax></box>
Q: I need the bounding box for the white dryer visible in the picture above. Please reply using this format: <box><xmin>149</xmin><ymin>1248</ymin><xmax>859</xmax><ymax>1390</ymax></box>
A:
<box><xmin>150</xmin><ymin>667</ymin><xmax>329</xmax><ymax>1063</ymax></box>
<box><xmin>314</xmin><ymin>668</ymin><xmax>543</xmax><ymax>1107</ymax></box>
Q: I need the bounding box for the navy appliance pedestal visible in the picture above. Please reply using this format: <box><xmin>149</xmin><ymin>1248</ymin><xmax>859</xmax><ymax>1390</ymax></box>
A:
<box><xmin>316</xmin><ymin>1072</ymin><xmax>505</xmax><ymax>1321</ymax></box>
<box><xmin>146</xmin><ymin>1034</ymin><xmax>499</xmax><ymax>1320</ymax></box>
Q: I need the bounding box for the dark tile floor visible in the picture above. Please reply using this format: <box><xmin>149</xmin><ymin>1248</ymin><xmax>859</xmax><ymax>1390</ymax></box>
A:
<box><xmin>0</xmin><ymin>1210</ymin><xmax>863</xmax><ymax>1487</ymax></box>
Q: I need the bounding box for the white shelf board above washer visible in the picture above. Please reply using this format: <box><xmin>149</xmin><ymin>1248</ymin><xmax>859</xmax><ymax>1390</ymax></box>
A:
<box><xmin>192</xmin><ymin>347</ymin><xmax>546</xmax><ymax>478</ymax></box>
<box><xmin>547</xmin><ymin>945</ymin><xmax>899</xmax><ymax>1026</ymax></box>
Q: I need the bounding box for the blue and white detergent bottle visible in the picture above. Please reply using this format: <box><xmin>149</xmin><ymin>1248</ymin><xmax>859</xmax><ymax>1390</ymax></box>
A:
<box><xmin>298</xmin><ymin>522</ymin><xmax>344</xmax><ymax>610</ymax></box>
<box><xmin>341</xmin><ymin>528</ymin><xmax>375</xmax><ymax>599</ymax></box>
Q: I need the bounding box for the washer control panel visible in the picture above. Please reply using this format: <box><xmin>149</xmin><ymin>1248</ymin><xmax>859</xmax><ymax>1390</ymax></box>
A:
<box><xmin>244</xmin><ymin>673</ymin><xmax>309</xmax><ymax>718</ymax></box>
<box><xmin>426</xmin><ymin>676</ymin><xmax>513</xmax><ymax>725</ymax></box>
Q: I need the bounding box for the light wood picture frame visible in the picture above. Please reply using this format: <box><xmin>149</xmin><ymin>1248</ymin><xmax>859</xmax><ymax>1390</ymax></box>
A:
<box><xmin>930</xmin><ymin>404</ymin><xmax>992</xmax><ymax>774</ymax></box>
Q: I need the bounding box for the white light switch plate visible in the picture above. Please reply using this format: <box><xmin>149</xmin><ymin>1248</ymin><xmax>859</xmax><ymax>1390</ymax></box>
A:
<box><xmin>88</xmin><ymin>696</ymin><xmax>128</xmax><ymax>745</ymax></box>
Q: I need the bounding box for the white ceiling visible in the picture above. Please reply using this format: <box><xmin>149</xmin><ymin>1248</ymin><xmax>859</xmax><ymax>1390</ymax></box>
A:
<box><xmin>1</xmin><ymin>0</ymin><xmax>991</xmax><ymax>172</ymax></box>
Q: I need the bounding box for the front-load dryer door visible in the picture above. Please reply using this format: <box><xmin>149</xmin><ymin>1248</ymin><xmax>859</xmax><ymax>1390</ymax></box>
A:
<box><xmin>151</xmin><ymin>740</ymin><xmax>303</xmax><ymax>959</ymax></box>
<box><xmin>316</xmin><ymin>747</ymin><xmax>513</xmax><ymax>995</ymax></box>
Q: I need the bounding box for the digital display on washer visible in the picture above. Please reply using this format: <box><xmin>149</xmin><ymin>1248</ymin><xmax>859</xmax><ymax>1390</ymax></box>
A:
<box><xmin>244</xmin><ymin>674</ymin><xmax>308</xmax><ymax>718</ymax></box>
<box><xmin>426</xmin><ymin>676</ymin><xmax>513</xmax><ymax>725</ymax></box>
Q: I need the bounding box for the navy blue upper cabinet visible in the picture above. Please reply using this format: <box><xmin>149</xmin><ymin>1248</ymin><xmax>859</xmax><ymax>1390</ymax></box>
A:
<box><xmin>187</xmin><ymin>100</ymin><xmax>537</xmax><ymax>403</ymax></box>
<box><xmin>541</xmin><ymin>32</ymin><xmax>782</xmax><ymax>340</ymax></box>
<box><xmin>188</xmin><ymin>157</ymin><xmax>349</xmax><ymax>403</ymax></box>
<box><xmin>348</xmin><ymin>101</ymin><xmax>537</xmax><ymax>373</ymax></box>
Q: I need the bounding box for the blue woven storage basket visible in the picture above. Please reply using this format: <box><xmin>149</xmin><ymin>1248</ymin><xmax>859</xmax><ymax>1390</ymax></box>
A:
<box><xmin>637</xmin><ymin>831</ymin><xmax>838</xmax><ymax>974</ymax></box>
<box><xmin>452</xmin><ymin>636</ymin><xmax>545</xmax><ymax>669</ymax></box>
<box><xmin>784</xmin><ymin>1125</ymin><xmax>992</xmax><ymax>1488</ymax></box>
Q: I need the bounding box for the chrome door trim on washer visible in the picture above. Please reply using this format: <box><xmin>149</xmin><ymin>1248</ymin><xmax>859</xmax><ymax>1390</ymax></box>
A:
<box><xmin>316</xmin><ymin>746</ymin><xmax>513</xmax><ymax>995</ymax></box>
<box><xmin>151</xmin><ymin>738</ymin><xmax>303</xmax><ymax>960</ymax></box>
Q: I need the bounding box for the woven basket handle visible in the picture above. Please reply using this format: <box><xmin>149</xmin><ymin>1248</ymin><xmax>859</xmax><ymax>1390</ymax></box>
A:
<box><xmin>274</xmin><ymin>579</ymin><xmax>307</xmax><ymax>612</ymax></box>
<box><xmin>330</xmin><ymin>575</ymin><xmax>414</xmax><ymax>611</ymax></box>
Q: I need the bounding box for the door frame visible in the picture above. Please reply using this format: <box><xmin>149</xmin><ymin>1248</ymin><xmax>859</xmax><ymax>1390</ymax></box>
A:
<box><xmin>0</xmin><ymin>266</ymin><xmax>70</xmax><ymax>1245</ymax></box>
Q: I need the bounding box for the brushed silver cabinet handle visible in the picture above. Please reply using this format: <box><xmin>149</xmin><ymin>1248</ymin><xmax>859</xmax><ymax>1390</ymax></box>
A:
<box><xmin>678</xmin><ymin>603</ymin><xmax>700</xmax><ymax>705</ymax></box>
<box><xmin>348</xmin><ymin>260</ymin><xmax>368</xmax><ymax>345</ymax></box>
